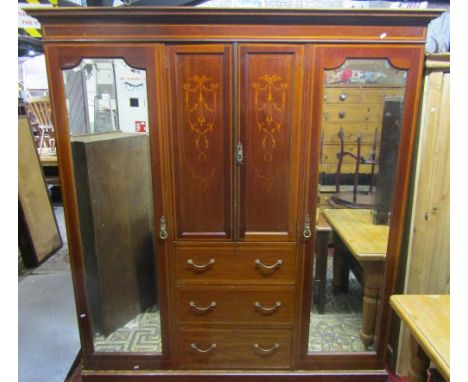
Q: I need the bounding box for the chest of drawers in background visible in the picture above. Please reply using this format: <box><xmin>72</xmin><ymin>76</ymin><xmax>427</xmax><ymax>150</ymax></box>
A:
<box><xmin>318</xmin><ymin>87</ymin><xmax>405</xmax><ymax>208</ymax></box>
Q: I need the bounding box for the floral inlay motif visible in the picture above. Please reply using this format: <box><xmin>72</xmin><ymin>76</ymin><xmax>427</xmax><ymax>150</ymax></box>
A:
<box><xmin>183</xmin><ymin>75</ymin><xmax>219</xmax><ymax>162</ymax></box>
<box><xmin>253</xmin><ymin>74</ymin><xmax>288</xmax><ymax>162</ymax></box>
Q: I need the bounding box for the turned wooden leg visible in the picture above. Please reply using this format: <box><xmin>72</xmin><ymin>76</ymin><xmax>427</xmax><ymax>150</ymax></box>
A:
<box><xmin>360</xmin><ymin>261</ymin><xmax>385</xmax><ymax>349</ymax></box>
<box><xmin>408</xmin><ymin>334</ymin><xmax>430</xmax><ymax>382</ymax></box>
<box><xmin>314</xmin><ymin>230</ymin><xmax>329</xmax><ymax>314</ymax></box>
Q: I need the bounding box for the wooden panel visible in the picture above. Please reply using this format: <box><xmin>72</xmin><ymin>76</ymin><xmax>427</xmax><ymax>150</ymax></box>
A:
<box><xmin>18</xmin><ymin>116</ymin><xmax>62</xmax><ymax>267</ymax></box>
<box><xmin>173</xmin><ymin>244</ymin><xmax>296</xmax><ymax>285</ymax></box>
<box><xmin>397</xmin><ymin>61</ymin><xmax>450</xmax><ymax>376</ymax></box>
<box><xmin>168</xmin><ymin>45</ymin><xmax>233</xmax><ymax>240</ymax></box>
<box><xmin>178</xmin><ymin>327</ymin><xmax>292</xmax><ymax>369</ymax></box>
<box><xmin>176</xmin><ymin>286</ymin><xmax>294</xmax><ymax>325</ymax></box>
<box><xmin>71</xmin><ymin>132</ymin><xmax>156</xmax><ymax>336</ymax></box>
<box><xmin>238</xmin><ymin>44</ymin><xmax>304</xmax><ymax>240</ymax></box>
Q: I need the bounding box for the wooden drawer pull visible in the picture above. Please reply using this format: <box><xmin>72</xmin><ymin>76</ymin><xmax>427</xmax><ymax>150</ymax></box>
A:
<box><xmin>338</xmin><ymin>111</ymin><xmax>346</xmax><ymax>119</ymax></box>
<box><xmin>254</xmin><ymin>343</ymin><xmax>280</xmax><ymax>354</ymax></box>
<box><xmin>339</xmin><ymin>94</ymin><xmax>348</xmax><ymax>101</ymax></box>
<box><xmin>254</xmin><ymin>301</ymin><xmax>282</xmax><ymax>314</ymax></box>
<box><xmin>255</xmin><ymin>259</ymin><xmax>283</xmax><ymax>271</ymax></box>
<box><xmin>189</xmin><ymin>301</ymin><xmax>217</xmax><ymax>312</ymax></box>
<box><xmin>187</xmin><ymin>258</ymin><xmax>215</xmax><ymax>271</ymax></box>
<box><xmin>191</xmin><ymin>343</ymin><xmax>217</xmax><ymax>353</ymax></box>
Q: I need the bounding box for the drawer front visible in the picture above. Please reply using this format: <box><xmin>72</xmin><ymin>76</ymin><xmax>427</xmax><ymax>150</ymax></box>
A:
<box><xmin>323</xmin><ymin>104</ymin><xmax>382</xmax><ymax>122</ymax></box>
<box><xmin>361</xmin><ymin>88</ymin><xmax>405</xmax><ymax>104</ymax></box>
<box><xmin>322</xmin><ymin>122</ymin><xmax>380</xmax><ymax>144</ymax></box>
<box><xmin>176</xmin><ymin>286</ymin><xmax>295</xmax><ymax>325</ymax></box>
<box><xmin>324</xmin><ymin>88</ymin><xmax>361</xmax><ymax>104</ymax></box>
<box><xmin>174</xmin><ymin>245</ymin><xmax>296</xmax><ymax>285</ymax></box>
<box><xmin>178</xmin><ymin>327</ymin><xmax>292</xmax><ymax>369</ymax></box>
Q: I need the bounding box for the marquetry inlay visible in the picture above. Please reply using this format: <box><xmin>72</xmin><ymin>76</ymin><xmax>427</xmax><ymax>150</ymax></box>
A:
<box><xmin>253</xmin><ymin>74</ymin><xmax>288</xmax><ymax>162</ymax></box>
<box><xmin>183</xmin><ymin>75</ymin><xmax>219</xmax><ymax>163</ymax></box>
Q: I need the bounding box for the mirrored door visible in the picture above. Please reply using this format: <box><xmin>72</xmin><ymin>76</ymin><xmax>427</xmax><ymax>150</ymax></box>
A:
<box><xmin>62</xmin><ymin>58</ymin><xmax>161</xmax><ymax>354</ymax></box>
<box><xmin>300</xmin><ymin>45</ymin><xmax>424</xmax><ymax>364</ymax></box>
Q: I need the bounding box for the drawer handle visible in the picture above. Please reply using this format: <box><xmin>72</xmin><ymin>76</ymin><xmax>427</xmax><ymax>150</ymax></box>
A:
<box><xmin>191</xmin><ymin>343</ymin><xmax>217</xmax><ymax>353</ymax></box>
<box><xmin>338</xmin><ymin>111</ymin><xmax>346</xmax><ymax>119</ymax></box>
<box><xmin>187</xmin><ymin>258</ymin><xmax>215</xmax><ymax>270</ymax></box>
<box><xmin>255</xmin><ymin>301</ymin><xmax>282</xmax><ymax>313</ymax></box>
<box><xmin>255</xmin><ymin>259</ymin><xmax>283</xmax><ymax>271</ymax></box>
<box><xmin>339</xmin><ymin>94</ymin><xmax>348</xmax><ymax>101</ymax></box>
<box><xmin>189</xmin><ymin>301</ymin><xmax>217</xmax><ymax>312</ymax></box>
<box><xmin>254</xmin><ymin>343</ymin><xmax>280</xmax><ymax>354</ymax></box>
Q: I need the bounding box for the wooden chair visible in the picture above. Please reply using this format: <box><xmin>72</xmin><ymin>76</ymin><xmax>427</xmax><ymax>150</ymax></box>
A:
<box><xmin>27</xmin><ymin>96</ymin><xmax>55</xmax><ymax>155</ymax></box>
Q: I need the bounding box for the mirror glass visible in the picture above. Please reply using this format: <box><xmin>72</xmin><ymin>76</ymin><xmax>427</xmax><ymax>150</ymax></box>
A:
<box><xmin>63</xmin><ymin>59</ymin><xmax>161</xmax><ymax>353</ymax></box>
<box><xmin>308</xmin><ymin>59</ymin><xmax>406</xmax><ymax>352</ymax></box>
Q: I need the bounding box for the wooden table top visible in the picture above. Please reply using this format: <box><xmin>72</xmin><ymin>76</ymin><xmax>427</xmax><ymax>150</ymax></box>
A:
<box><xmin>316</xmin><ymin>210</ymin><xmax>332</xmax><ymax>232</ymax></box>
<box><xmin>322</xmin><ymin>208</ymin><xmax>389</xmax><ymax>261</ymax></box>
<box><xmin>39</xmin><ymin>152</ymin><xmax>58</xmax><ymax>167</ymax></box>
<box><xmin>390</xmin><ymin>295</ymin><xmax>450</xmax><ymax>381</ymax></box>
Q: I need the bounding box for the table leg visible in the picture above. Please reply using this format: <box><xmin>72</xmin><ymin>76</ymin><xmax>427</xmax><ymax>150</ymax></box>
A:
<box><xmin>314</xmin><ymin>230</ymin><xmax>329</xmax><ymax>314</ymax></box>
<box><xmin>332</xmin><ymin>234</ymin><xmax>350</xmax><ymax>294</ymax></box>
<box><xmin>360</xmin><ymin>261</ymin><xmax>385</xmax><ymax>349</ymax></box>
<box><xmin>408</xmin><ymin>334</ymin><xmax>430</xmax><ymax>382</ymax></box>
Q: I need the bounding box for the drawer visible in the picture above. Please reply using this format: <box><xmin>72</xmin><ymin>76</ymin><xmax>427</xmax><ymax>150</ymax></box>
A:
<box><xmin>361</xmin><ymin>88</ymin><xmax>405</xmax><ymax>104</ymax></box>
<box><xmin>176</xmin><ymin>286</ymin><xmax>295</xmax><ymax>325</ymax></box>
<box><xmin>322</xmin><ymin>122</ymin><xmax>381</xmax><ymax>144</ymax></box>
<box><xmin>173</xmin><ymin>245</ymin><xmax>296</xmax><ymax>285</ymax></box>
<box><xmin>178</xmin><ymin>327</ymin><xmax>292</xmax><ymax>369</ymax></box>
<box><xmin>323</xmin><ymin>104</ymin><xmax>382</xmax><ymax>122</ymax></box>
<box><xmin>324</xmin><ymin>88</ymin><xmax>361</xmax><ymax>104</ymax></box>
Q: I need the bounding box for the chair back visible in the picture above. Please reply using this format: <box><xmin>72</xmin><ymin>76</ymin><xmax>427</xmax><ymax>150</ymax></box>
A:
<box><xmin>28</xmin><ymin>97</ymin><xmax>53</xmax><ymax>130</ymax></box>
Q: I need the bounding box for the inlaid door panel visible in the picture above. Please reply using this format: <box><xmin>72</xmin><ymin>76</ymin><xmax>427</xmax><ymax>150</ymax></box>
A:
<box><xmin>238</xmin><ymin>45</ymin><xmax>305</xmax><ymax>241</ymax></box>
<box><xmin>167</xmin><ymin>45</ymin><xmax>233</xmax><ymax>240</ymax></box>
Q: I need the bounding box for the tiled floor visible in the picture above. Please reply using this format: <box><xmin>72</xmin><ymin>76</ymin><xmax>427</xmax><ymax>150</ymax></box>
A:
<box><xmin>18</xmin><ymin>206</ymin><xmax>80</xmax><ymax>382</ymax></box>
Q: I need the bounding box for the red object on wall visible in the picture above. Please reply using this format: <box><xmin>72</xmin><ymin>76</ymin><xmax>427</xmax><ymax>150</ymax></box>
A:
<box><xmin>135</xmin><ymin>121</ymin><xmax>146</xmax><ymax>132</ymax></box>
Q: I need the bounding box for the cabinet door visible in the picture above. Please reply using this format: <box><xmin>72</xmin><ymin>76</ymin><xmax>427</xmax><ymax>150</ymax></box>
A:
<box><xmin>167</xmin><ymin>45</ymin><xmax>233</xmax><ymax>240</ymax></box>
<box><xmin>238</xmin><ymin>45</ymin><xmax>305</xmax><ymax>241</ymax></box>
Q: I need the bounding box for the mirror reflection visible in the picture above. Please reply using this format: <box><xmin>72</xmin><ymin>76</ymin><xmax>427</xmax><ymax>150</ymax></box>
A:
<box><xmin>63</xmin><ymin>59</ymin><xmax>161</xmax><ymax>353</ymax></box>
<box><xmin>309</xmin><ymin>59</ymin><xmax>406</xmax><ymax>352</ymax></box>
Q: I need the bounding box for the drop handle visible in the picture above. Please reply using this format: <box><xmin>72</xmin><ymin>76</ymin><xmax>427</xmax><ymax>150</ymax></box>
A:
<box><xmin>253</xmin><ymin>343</ymin><xmax>280</xmax><ymax>354</ymax></box>
<box><xmin>189</xmin><ymin>301</ymin><xmax>217</xmax><ymax>312</ymax></box>
<box><xmin>187</xmin><ymin>258</ymin><xmax>215</xmax><ymax>270</ymax></box>
<box><xmin>191</xmin><ymin>343</ymin><xmax>217</xmax><ymax>353</ymax></box>
<box><xmin>255</xmin><ymin>259</ymin><xmax>283</xmax><ymax>271</ymax></box>
<box><xmin>254</xmin><ymin>301</ymin><xmax>282</xmax><ymax>314</ymax></box>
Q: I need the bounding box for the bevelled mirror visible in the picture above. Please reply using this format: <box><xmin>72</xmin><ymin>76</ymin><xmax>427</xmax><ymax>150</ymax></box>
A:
<box><xmin>62</xmin><ymin>59</ymin><xmax>161</xmax><ymax>353</ymax></box>
<box><xmin>308</xmin><ymin>59</ymin><xmax>406</xmax><ymax>353</ymax></box>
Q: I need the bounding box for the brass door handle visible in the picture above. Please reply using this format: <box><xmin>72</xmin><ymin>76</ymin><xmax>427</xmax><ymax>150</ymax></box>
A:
<box><xmin>187</xmin><ymin>258</ymin><xmax>215</xmax><ymax>270</ymax></box>
<box><xmin>254</xmin><ymin>301</ymin><xmax>282</xmax><ymax>314</ymax></box>
<box><xmin>159</xmin><ymin>216</ymin><xmax>168</xmax><ymax>240</ymax></box>
<box><xmin>303</xmin><ymin>214</ymin><xmax>312</xmax><ymax>240</ymax></box>
<box><xmin>191</xmin><ymin>343</ymin><xmax>217</xmax><ymax>353</ymax></box>
<box><xmin>253</xmin><ymin>343</ymin><xmax>280</xmax><ymax>354</ymax></box>
<box><xmin>189</xmin><ymin>301</ymin><xmax>217</xmax><ymax>312</ymax></box>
